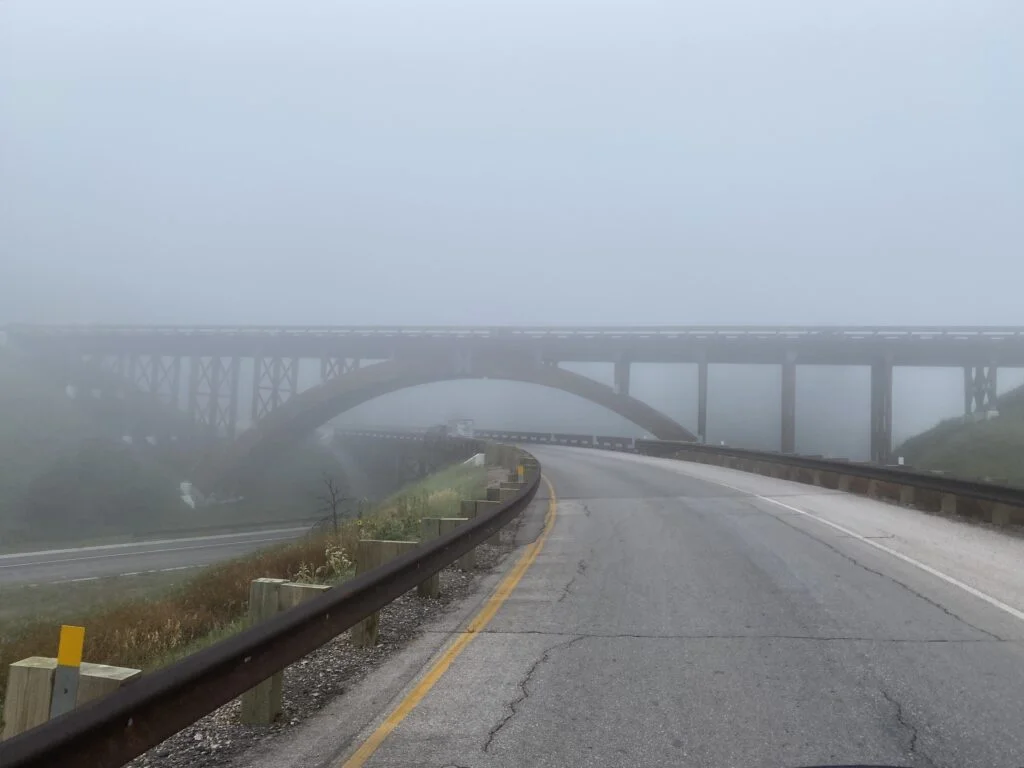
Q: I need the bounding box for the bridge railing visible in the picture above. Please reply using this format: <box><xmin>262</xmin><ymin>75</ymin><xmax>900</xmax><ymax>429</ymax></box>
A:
<box><xmin>9</xmin><ymin>323</ymin><xmax>1024</xmax><ymax>341</ymax></box>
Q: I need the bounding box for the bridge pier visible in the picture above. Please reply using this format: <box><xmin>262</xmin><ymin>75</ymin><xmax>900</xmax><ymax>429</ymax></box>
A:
<box><xmin>188</xmin><ymin>356</ymin><xmax>240</xmax><ymax>439</ymax></box>
<box><xmin>964</xmin><ymin>365</ymin><xmax>998</xmax><ymax>419</ymax></box>
<box><xmin>781</xmin><ymin>353</ymin><xmax>796</xmax><ymax>453</ymax></box>
<box><xmin>870</xmin><ymin>358</ymin><xmax>893</xmax><ymax>464</ymax></box>
<box><xmin>614</xmin><ymin>360</ymin><xmax>630</xmax><ymax>397</ymax></box>
<box><xmin>252</xmin><ymin>357</ymin><xmax>299</xmax><ymax>422</ymax></box>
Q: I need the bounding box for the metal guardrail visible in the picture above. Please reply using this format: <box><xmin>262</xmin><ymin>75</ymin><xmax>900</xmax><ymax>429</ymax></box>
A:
<box><xmin>339</xmin><ymin>427</ymin><xmax>1024</xmax><ymax>513</ymax></box>
<box><xmin>470</xmin><ymin>427</ymin><xmax>1024</xmax><ymax>521</ymax></box>
<box><xmin>0</xmin><ymin>461</ymin><xmax>541</xmax><ymax>768</ymax></box>
<box><xmin>632</xmin><ymin>440</ymin><xmax>1024</xmax><ymax>510</ymax></box>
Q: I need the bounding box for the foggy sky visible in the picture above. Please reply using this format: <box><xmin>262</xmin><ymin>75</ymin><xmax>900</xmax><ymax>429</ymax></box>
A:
<box><xmin>2</xmin><ymin>1</ymin><xmax>1023</xmax><ymax>457</ymax></box>
<box><xmin>2</xmin><ymin>0</ymin><xmax>1021</xmax><ymax>326</ymax></box>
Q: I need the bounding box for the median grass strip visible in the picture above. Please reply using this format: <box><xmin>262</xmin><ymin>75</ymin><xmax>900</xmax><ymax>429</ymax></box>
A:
<box><xmin>0</xmin><ymin>462</ymin><xmax>488</xmax><ymax>720</ymax></box>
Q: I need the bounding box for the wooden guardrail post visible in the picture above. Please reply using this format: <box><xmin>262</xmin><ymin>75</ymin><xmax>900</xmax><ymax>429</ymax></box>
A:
<box><xmin>899</xmin><ymin>485</ymin><xmax>915</xmax><ymax>506</ymax></box>
<box><xmin>940</xmin><ymin>494</ymin><xmax>957</xmax><ymax>515</ymax></box>
<box><xmin>239</xmin><ymin>579</ymin><xmax>332</xmax><ymax>724</ymax></box>
<box><xmin>475</xmin><ymin>499</ymin><xmax>503</xmax><ymax>546</ymax></box>
<box><xmin>484</xmin><ymin>487</ymin><xmax>504</xmax><ymax>545</ymax></box>
<box><xmin>240</xmin><ymin>578</ymin><xmax>287</xmax><ymax>724</ymax></box>
<box><xmin>351</xmin><ymin>540</ymin><xmax>419</xmax><ymax>648</ymax></box>
<box><xmin>991</xmin><ymin>503</ymin><xmax>1012</xmax><ymax>525</ymax></box>
<box><xmin>418</xmin><ymin>519</ymin><xmax>443</xmax><ymax>598</ymax></box>
<box><xmin>3</xmin><ymin>650</ymin><xmax>141</xmax><ymax>741</ymax></box>
<box><xmin>419</xmin><ymin>516</ymin><xmax>473</xmax><ymax>598</ymax></box>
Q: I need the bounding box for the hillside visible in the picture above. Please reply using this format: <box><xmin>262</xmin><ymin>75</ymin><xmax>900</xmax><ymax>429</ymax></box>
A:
<box><xmin>0</xmin><ymin>349</ymin><xmax>186</xmax><ymax>544</ymax></box>
<box><xmin>0</xmin><ymin>350</ymin><xmax>347</xmax><ymax>546</ymax></box>
<box><xmin>895</xmin><ymin>384</ymin><xmax>1024</xmax><ymax>484</ymax></box>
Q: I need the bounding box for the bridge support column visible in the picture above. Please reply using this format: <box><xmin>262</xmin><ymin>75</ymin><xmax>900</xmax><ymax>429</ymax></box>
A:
<box><xmin>964</xmin><ymin>365</ymin><xmax>998</xmax><ymax>419</ymax></box>
<box><xmin>252</xmin><ymin>357</ymin><xmax>300</xmax><ymax>422</ymax></box>
<box><xmin>781</xmin><ymin>353</ymin><xmax>796</xmax><ymax>453</ymax></box>
<box><xmin>870</xmin><ymin>358</ymin><xmax>893</xmax><ymax>464</ymax></box>
<box><xmin>151</xmin><ymin>356</ymin><xmax>182</xmax><ymax>409</ymax></box>
<box><xmin>697</xmin><ymin>357</ymin><xmax>708</xmax><ymax>443</ymax></box>
<box><xmin>614</xmin><ymin>360</ymin><xmax>630</xmax><ymax>397</ymax></box>
<box><xmin>188</xmin><ymin>356</ymin><xmax>241</xmax><ymax>439</ymax></box>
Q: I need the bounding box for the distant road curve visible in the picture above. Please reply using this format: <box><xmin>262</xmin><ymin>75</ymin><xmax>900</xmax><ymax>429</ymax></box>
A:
<box><xmin>0</xmin><ymin>527</ymin><xmax>309</xmax><ymax>586</ymax></box>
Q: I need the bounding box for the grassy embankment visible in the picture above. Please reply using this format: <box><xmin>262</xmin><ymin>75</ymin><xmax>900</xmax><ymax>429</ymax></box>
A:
<box><xmin>0</xmin><ymin>461</ymin><xmax>488</xmax><ymax>713</ymax></box>
<box><xmin>896</xmin><ymin>383</ymin><xmax>1024</xmax><ymax>485</ymax></box>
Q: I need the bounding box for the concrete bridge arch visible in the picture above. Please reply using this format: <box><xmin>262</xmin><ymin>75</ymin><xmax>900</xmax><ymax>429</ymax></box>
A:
<box><xmin>196</xmin><ymin>355</ymin><xmax>695</xmax><ymax>491</ymax></box>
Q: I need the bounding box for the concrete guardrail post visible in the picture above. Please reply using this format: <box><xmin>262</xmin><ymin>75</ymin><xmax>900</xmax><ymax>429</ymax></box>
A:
<box><xmin>351</xmin><ymin>540</ymin><xmax>419</xmax><ymax>648</ymax></box>
<box><xmin>838</xmin><ymin>474</ymin><xmax>853</xmax><ymax>491</ymax></box>
<box><xmin>866</xmin><ymin>479</ymin><xmax>880</xmax><ymax>498</ymax></box>
<box><xmin>2</xmin><ymin>656</ymin><xmax>141</xmax><ymax>740</ymax></box>
<box><xmin>240</xmin><ymin>578</ymin><xmax>332</xmax><ymax>724</ymax></box>
<box><xmin>899</xmin><ymin>485</ymin><xmax>915</xmax><ymax>506</ymax></box>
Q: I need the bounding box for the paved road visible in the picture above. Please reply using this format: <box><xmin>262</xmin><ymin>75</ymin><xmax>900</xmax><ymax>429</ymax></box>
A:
<box><xmin>0</xmin><ymin>527</ymin><xmax>309</xmax><ymax>585</ymax></box>
<box><xmin>318</xmin><ymin>445</ymin><xmax>1024</xmax><ymax>768</ymax></box>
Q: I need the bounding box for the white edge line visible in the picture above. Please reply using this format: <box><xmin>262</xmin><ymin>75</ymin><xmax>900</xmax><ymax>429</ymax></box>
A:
<box><xmin>705</xmin><ymin>474</ymin><xmax>1024</xmax><ymax>625</ymax></box>
<box><xmin>0</xmin><ymin>534</ymin><xmax>305</xmax><ymax>569</ymax></box>
<box><xmin>0</xmin><ymin>526</ymin><xmax>311</xmax><ymax>561</ymax></box>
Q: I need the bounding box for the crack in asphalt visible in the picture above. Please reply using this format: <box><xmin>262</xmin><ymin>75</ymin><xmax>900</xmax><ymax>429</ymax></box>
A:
<box><xmin>745</xmin><ymin>500</ymin><xmax>1005</xmax><ymax>641</ymax></box>
<box><xmin>482</xmin><ymin>636</ymin><xmax>587</xmax><ymax>753</ymax></box>
<box><xmin>556</xmin><ymin>575</ymin><xmax>577</xmax><ymax>602</ymax></box>
<box><xmin>879</xmin><ymin>686</ymin><xmax>938</xmax><ymax>768</ymax></box>
<box><xmin>557</xmin><ymin>559</ymin><xmax>589</xmax><ymax>603</ymax></box>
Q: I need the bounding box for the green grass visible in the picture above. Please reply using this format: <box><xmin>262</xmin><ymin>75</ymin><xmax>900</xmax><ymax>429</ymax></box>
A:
<box><xmin>895</xmin><ymin>383</ymin><xmax>1024</xmax><ymax>484</ymax></box>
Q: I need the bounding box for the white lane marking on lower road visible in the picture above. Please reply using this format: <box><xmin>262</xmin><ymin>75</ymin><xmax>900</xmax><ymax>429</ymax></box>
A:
<box><xmin>707</xmin><ymin>475</ymin><xmax>1024</xmax><ymax>625</ymax></box>
<box><xmin>0</xmin><ymin>535</ymin><xmax>301</xmax><ymax>569</ymax></box>
<box><xmin>69</xmin><ymin>576</ymin><xmax>99</xmax><ymax>583</ymax></box>
<box><xmin>0</xmin><ymin>526</ymin><xmax>310</xmax><ymax>561</ymax></box>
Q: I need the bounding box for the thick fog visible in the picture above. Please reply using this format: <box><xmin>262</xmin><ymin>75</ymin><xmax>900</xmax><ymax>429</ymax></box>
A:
<box><xmin>2</xmin><ymin>0</ymin><xmax>1022</xmax><ymax>455</ymax></box>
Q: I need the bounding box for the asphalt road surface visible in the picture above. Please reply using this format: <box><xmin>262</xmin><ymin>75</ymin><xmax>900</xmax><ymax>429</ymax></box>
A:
<box><xmin>0</xmin><ymin>527</ymin><xmax>309</xmax><ymax>585</ymax></box>
<box><xmin>275</xmin><ymin>445</ymin><xmax>1024</xmax><ymax>768</ymax></box>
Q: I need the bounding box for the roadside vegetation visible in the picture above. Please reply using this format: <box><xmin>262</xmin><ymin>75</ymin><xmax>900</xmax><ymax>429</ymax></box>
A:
<box><xmin>0</xmin><ymin>462</ymin><xmax>488</xmax><ymax>717</ymax></box>
<box><xmin>896</xmin><ymin>383</ymin><xmax>1024</xmax><ymax>485</ymax></box>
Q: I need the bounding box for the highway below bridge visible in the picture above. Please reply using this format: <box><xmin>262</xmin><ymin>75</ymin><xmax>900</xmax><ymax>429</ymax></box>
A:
<box><xmin>0</xmin><ymin>527</ymin><xmax>309</xmax><ymax>586</ymax></box>
<box><xmin>250</xmin><ymin>444</ymin><xmax>1024</xmax><ymax>768</ymax></box>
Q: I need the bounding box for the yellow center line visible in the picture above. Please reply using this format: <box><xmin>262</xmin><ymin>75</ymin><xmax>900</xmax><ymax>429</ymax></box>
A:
<box><xmin>340</xmin><ymin>475</ymin><xmax>559</xmax><ymax>768</ymax></box>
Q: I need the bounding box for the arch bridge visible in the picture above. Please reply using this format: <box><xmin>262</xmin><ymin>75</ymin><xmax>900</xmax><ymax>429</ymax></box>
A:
<box><xmin>7</xmin><ymin>324</ymin><xmax>1024</xmax><ymax>488</ymax></box>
